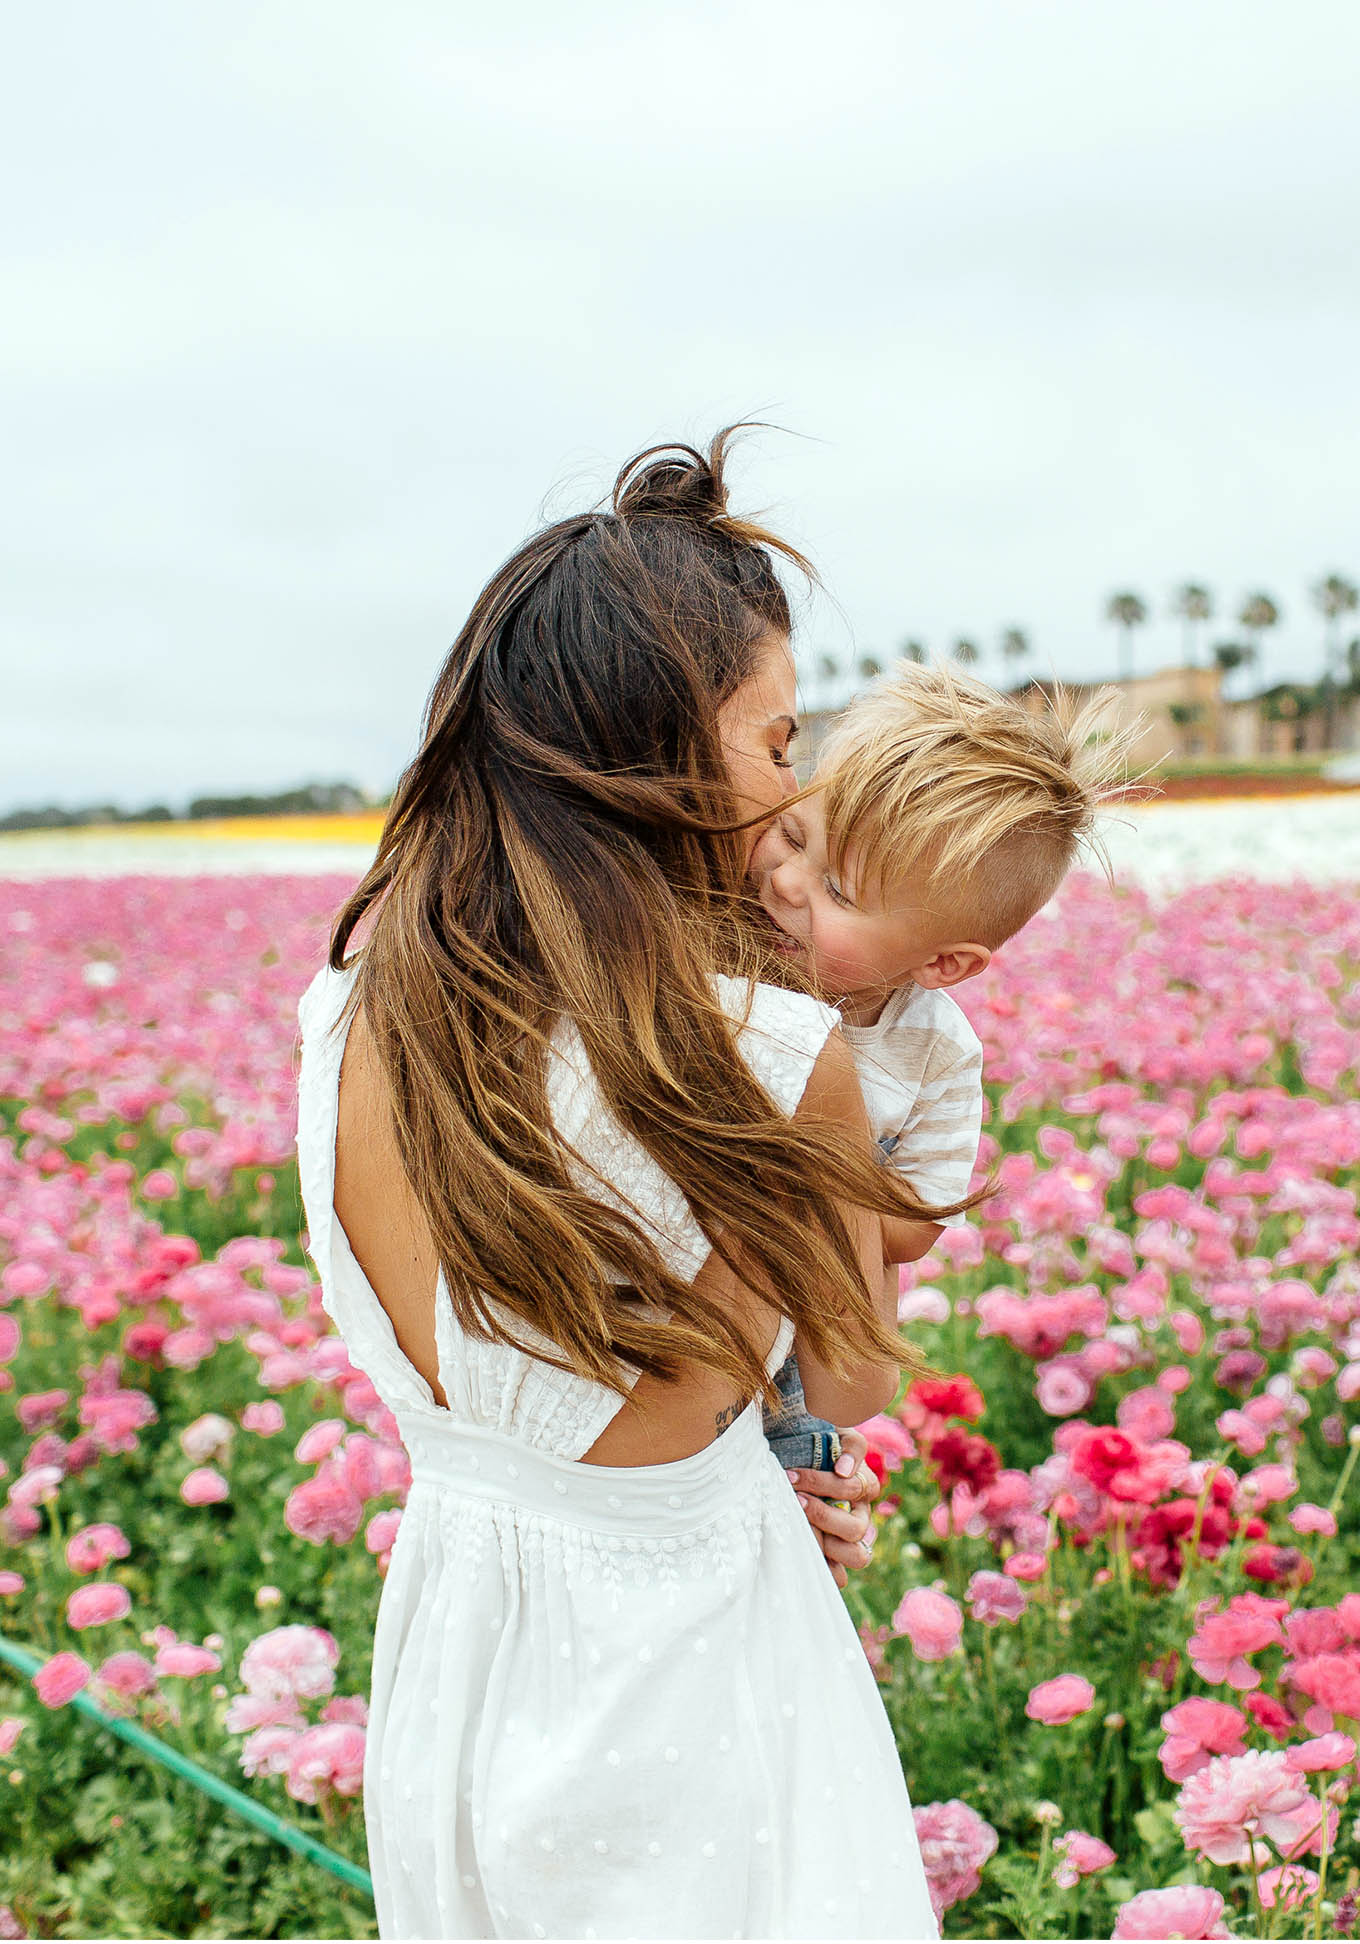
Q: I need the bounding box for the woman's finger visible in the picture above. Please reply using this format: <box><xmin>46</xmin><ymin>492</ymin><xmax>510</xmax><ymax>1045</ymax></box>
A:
<box><xmin>795</xmin><ymin>1491</ymin><xmax>870</xmax><ymax>1547</ymax></box>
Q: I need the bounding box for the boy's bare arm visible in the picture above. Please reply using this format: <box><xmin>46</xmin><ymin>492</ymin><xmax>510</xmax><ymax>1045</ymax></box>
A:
<box><xmin>881</xmin><ymin>1215</ymin><xmax>943</xmax><ymax>1264</ymax></box>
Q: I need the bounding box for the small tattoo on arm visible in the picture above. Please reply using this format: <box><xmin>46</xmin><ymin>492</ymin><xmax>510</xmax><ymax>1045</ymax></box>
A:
<box><xmin>714</xmin><ymin>1399</ymin><xmax>745</xmax><ymax>1434</ymax></box>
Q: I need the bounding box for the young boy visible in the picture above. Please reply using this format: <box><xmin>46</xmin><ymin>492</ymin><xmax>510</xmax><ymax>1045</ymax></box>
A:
<box><xmin>757</xmin><ymin>663</ymin><xmax>1131</xmax><ymax>1472</ymax></box>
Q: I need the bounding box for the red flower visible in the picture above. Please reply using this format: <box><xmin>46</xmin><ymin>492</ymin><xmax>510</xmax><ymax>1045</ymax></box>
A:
<box><xmin>907</xmin><ymin>1375</ymin><xmax>985</xmax><ymax>1423</ymax></box>
<box><xmin>929</xmin><ymin>1430</ymin><xmax>1001</xmax><ymax>1496</ymax></box>
<box><xmin>1245</xmin><ymin>1546</ymin><xmax>1313</xmax><ymax>1589</ymax></box>
<box><xmin>1246</xmin><ymin>1692</ymin><xmax>1298</xmax><ymax>1740</ymax></box>
<box><xmin>1071</xmin><ymin>1427</ymin><xmax>1141</xmax><ymax>1494</ymax></box>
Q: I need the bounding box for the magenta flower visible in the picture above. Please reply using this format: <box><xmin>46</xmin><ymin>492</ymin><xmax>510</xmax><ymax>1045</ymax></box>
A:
<box><xmin>891</xmin><ymin>1587</ymin><xmax>964</xmax><ymax>1662</ymax></box>
<box><xmin>1175</xmin><ymin>1748</ymin><xmax>1332</xmax><ymax>1865</ymax></box>
<box><xmin>33</xmin><ymin>1651</ymin><xmax>92</xmax><ymax>1708</ymax></box>
<box><xmin>912</xmin><ymin>1799</ymin><xmax>998</xmax><ymax>1920</ymax></box>
<box><xmin>16</xmin><ymin>1389</ymin><xmax>69</xmax><ymax>1434</ymax></box>
<box><xmin>1112</xmin><ymin>1886</ymin><xmax>1231</xmax><ymax>1939</ymax></box>
<box><xmin>66</xmin><ymin>1583</ymin><xmax>132</xmax><ymax>1630</ymax></box>
<box><xmin>294</xmin><ymin>1418</ymin><xmax>346</xmax><ymax>1465</ymax></box>
<box><xmin>1025</xmin><ymin>1675</ymin><xmax>1095</xmax><ymax>1725</ymax></box>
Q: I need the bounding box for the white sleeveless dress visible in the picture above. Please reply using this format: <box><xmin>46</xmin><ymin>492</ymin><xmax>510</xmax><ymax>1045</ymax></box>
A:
<box><xmin>295</xmin><ymin>962</ymin><xmax>937</xmax><ymax>1942</ymax></box>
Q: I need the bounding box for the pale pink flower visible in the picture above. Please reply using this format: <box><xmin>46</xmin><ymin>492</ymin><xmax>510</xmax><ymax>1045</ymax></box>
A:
<box><xmin>284</xmin><ymin>1469</ymin><xmax>363</xmax><ymax>1545</ymax></box>
<box><xmin>285</xmin><ymin>1721</ymin><xmax>367</xmax><ymax>1803</ymax></box>
<box><xmin>0</xmin><ymin>1573</ymin><xmax>24</xmax><ymax>1596</ymax></box>
<box><xmin>966</xmin><ymin>1571</ymin><xmax>1026</xmax><ymax>1626</ymax></box>
<box><xmin>241</xmin><ymin>1400</ymin><xmax>286</xmax><ymax>1436</ymax></box>
<box><xmin>141</xmin><ymin>1168</ymin><xmax>178</xmax><ymax>1200</ymax></box>
<box><xmin>155</xmin><ymin>1641</ymin><xmax>221</xmax><ymax>1678</ymax></box>
<box><xmin>0</xmin><ymin>1718</ymin><xmax>25</xmax><ymax>1756</ymax></box>
<box><xmin>1175</xmin><ymin>1748</ymin><xmax>1332</xmax><ymax>1864</ymax></box>
<box><xmin>93</xmin><ymin>1652</ymin><xmax>157</xmax><ymax>1698</ymax></box>
<box><xmin>1112</xmin><ymin>1885</ymin><xmax>1230</xmax><ymax>1938</ymax></box>
<box><xmin>321</xmin><ymin>1694</ymin><xmax>369</xmax><ymax>1726</ymax></box>
<box><xmin>912</xmin><ymin>1798</ymin><xmax>998</xmax><ymax>1920</ymax></box>
<box><xmin>1052</xmin><ymin>1828</ymin><xmax>1115</xmax><ymax>1889</ymax></box>
<box><xmin>33</xmin><ymin>1651</ymin><xmax>91</xmax><ymax>1708</ymax></box>
<box><xmin>239</xmin><ymin>1723</ymin><xmax>300</xmax><ymax>1778</ymax></box>
<box><xmin>1289</xmin><ymin>1503</ymin><xmax>1337</xmax><ymax>1538</ymax></box>
<box><xmin>891</xmin><ymin>1587</ymin><xmax>964</xmax><ymax>1662</ymax></box>
<box><xmin>1159</xmin><ymin>1697</ymin><xmax>1248</xmax><ymax>1781</ymax></box>
<box><xmin>1116</xmin><ymin>1386</ymin><xmax>1175</xmax><ymax>1442</ymax></box>
<box><xmin>1026</xmin><ymin>1675</ymin><xmax>1094</xmax><ymax>1725</ymax></box>
<box><xmin>1035</xmin><ymin>1362</ymin><xmax>1091</xmax><ymax>1416</ymax></box>
<box><xmin>16</xmin><ymin>1389</ymin><xmax>68</xmax><ymax>1434</ymax></box>
<box><xmin>0</xmin><ymin>1903</ymin><xmax>25</xmax><ymax>1939</ymax></box>
<box><xmin>239</xmin><ymin>1624</ymin><xmax>339</xmax><ymax>1702</ymax></box>
<box><xmin>66</xmin><ymin>1583</ymin><xmax>131</xmax><ymax>1629</ymax></box>
<box><xmin>225</xmin><ymin>1690</ymin><xmax>306</xmax><ymax>1733</ymax></box>
<box><xmin>180</xmin><ymin>1466</ymin><xmax>229</xmax><ymax>1506</ymax></box>
<box><xmin>179</xmin><ymin>1413</ymin><xmax>234</xmax><ymax>1465</ymax></box>
<box><xmin>65</xmin><ymin>1523</ymin><xmax>131</xmax><ymax>1574</ymax></box>
<box><xmin>1286</xmin><ymin>1731</ymin><xmax>1355</xmax><ymax>1773</ymax></box>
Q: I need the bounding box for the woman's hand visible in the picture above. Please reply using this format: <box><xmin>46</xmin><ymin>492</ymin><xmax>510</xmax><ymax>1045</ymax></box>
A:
<box><xmin>785</xmin><ymin>1426</ymin><xmax>882</xmax><ymax>1589</ymax></box>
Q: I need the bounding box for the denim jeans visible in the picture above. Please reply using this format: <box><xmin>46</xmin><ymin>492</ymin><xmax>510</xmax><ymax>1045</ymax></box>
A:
<box><xmin>762</xmin><ymin>1350</ymin><xmax>842</xmax><ymax>1472</ymax></box>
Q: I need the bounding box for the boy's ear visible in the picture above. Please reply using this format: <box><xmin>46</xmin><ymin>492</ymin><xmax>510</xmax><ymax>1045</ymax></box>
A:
<box><xmin>914</xmin><ymin>942</ymin><xmax>991</xmax><ymax>991</ymax></box>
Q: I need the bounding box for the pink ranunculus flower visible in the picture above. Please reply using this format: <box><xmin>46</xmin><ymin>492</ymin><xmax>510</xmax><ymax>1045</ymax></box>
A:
<box><xmin>294</xmin><ymin>1418</ymin><xmax>346</xmax><ymax>1465</ymax></box>
<box><xmin>1158</xmin><ymin>1697</ymin><xmax>1249</xmax><ymax>1782</ymax></box>
<box><xmin>66</xmin><ymin>1523</ymin><xmax>131</xmax><ymax>1575</ymax></box>
<box><xmin>1257</xmin><ymin>1863</ymin><xmax>1320</xmax><ymax>1910</ymax></box>
<box><xmin>140</xmin><ymin>1168</ymin><xmax>179</xmax><ymax>1201</ymax></box>
<box><xmin>1112</xmin><ymin>1885</ymin><xmax>1231</xmax><ymax>1939</ymax></box>
<box><xmin>1286</xmin><ymin>1731</ymin><xmax>1355</xmax><ymax>1773</ymax></box>
<box><xmin>239</xmin><ymin>1723</ymin><xmax>301</xmax><ymax>1779</ymax></box>
<box><xmin>239</xmin><ymin>1624</ymin><xmax>339</xmax><ymax>1702</ymax></box>
<box><xmin>1187</xmin><ymin>1602</ymin><xmax>1284</xmax><ymax>1689</ymax></box>
<box><xmin>155</xmin><ymin>1641</ymin><xmax>221</xmax><ymax>1678</ymax></box>
<box><xmin>284</xmin><ymin>1720</ymin><xmax>367</xmax><ymax>1804</ymax></box>
<box><xmin>0</xmin><ymin>1717</ymin><xmax>26</xmax><ymax>1756</ymax></box>
<box><xmin>241</xmin><ymin>1400</ymin><xmax>286</xmax><ymax>1436</ymax></box>
<box><xmin>180</xmin><ymin>1467</ymin><xmax>229</xmax><ymax>1506</ymax></box>
<box><xmin>1025</xmin><ymin>1675</ymin><xmax>1095</xmax><ymax>1726</ymax></box>
<box><xmin>33</xmin><ymin>1651</ymin><xmax>91</xmax><ymax>1708</ymax></box>
<box><xmin>1175</xmin><ymin>1748</ymin><xmax>1333</xmax><ymax>1865</ymax></box>
<box><xmin>891</xmin><ymin>1587</ymin><xmax>964</xmax><ymax>1662</ymax></box>
<box><xmin>912</xmin><ymin>1798</ymin><xmax>998</xmax><ymax>1920</ymax></box>
<box><xmin>0</xmin><ymin>1903</ymin><xmax>24</xmax><ymax>1940</ymax></box>
<box><xmin>1289</xmin><ymin>1503</ymin><xmax>1337</xmax><ymax>1538</ymax></box>
<box><xmin>16</xmin><ymin>1389</ymin><xmax>69</xmax><ymax>1435</ymax></box>
<box><xmin>179</xmin><ymin>1413</ymin><xmax>235</xmax><ymax>1465</ymax></box>
<box><xmin>1034</xmin><ymin>1361</ymin><xmax>1091</xmax><ymax>1417</ymax></box>
<box><xmin>321</xmin><ymin>1694</ymin><xmax>369</xmax><ymax>1726</ymax></box>
<box><xmin>1003</xmin><ymin>1551</ymin><xmax>1048</xmax><ymax>1581</ymax></box>
<box><xmin>225</xmin><ymin>1688</ymin><xmax>306</xmax><ymax>1733</ymax></box>
<box><xmin>0</xmin><ymin>1573</ymin><xmax>24</xmax><ymax>1596</ymax></box>
<box><xmin>1052</xmin><ymin>1828</ymin><xmax>1115</xmax><ymax>1889</ymax></box>
<box><xmin>283</xmin><ymin>1469</ymin><xmax>364</xmax><ymax>1545</ymax></box>
<box><xmin>66</xmin><ymin>1583</ymin><xmax>132</xmax><ymax>1629</ymax></box>
<box><xmin>966</xmin><ymin>1570</ymin><xmax>1027</xmax><ymax>1626</ymax></box>
<box><xmin>93</xmin><ymin>1652</ymin><xmax>157</xmax><ymax>1699</ymax></box>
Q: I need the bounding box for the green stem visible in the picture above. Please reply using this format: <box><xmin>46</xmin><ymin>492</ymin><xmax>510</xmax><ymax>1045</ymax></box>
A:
<box><xmin>1326</xmin><ymin>1437</ymin><xmax>1360</xmax><ymax>1521</ymax></box>
<box><xmin>1313</xmin><ymin>1781</ymin><xmax>1333</xmax><ymax>1942</ymax></box>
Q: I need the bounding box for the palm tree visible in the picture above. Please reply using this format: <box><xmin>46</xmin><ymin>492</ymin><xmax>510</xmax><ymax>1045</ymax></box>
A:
<box><xmin>952</xmin><ymin>638</ymin><xmax>979</xmax><ymax>667</ymax></box>
<box><xmin>999</xmin><ymin>628</ymin><xmax>1030</xmax><ymax>687</ymax></box>
<box><xmin>1237</xmin><ymin>593</ymin><xmax>1280</xmax><ymax>681</ymax></box>
<box><xmin>1312</xmin><ymin>575</ymin><xmax>1359</xmax><ymax>748</ymax></box>
<box><xmin>1105</xmin><ymin>592</ymin><xmax>1147</xmax><ymax>684</ymax></box>
<box><xmin>1212</xmin><ymin>641</ymin><xmax>1256</xmax><ymax>754</ymax></box>
<box><xmin>1171</xmin><ymin>584</ymin><xmax>1213</xmax><ymax>666</ymax></box>
<box><xmin>899</xmin><ymin>639</ymin><xmax>928</xmax><ymax>665</ymax></box>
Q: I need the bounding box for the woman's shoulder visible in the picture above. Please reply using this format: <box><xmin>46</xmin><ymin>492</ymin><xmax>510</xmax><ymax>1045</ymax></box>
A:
<box><xmin>714</xmin><ymin>975</ymin><xmax>841</xmax><ymax>1116</ymax></box>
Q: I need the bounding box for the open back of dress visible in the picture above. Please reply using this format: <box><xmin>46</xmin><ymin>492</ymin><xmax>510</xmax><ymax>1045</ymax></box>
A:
<box><xmin>295</xmin><ymin>960</ymin><xmax>937</xmax><ymax>1941</ymax></box>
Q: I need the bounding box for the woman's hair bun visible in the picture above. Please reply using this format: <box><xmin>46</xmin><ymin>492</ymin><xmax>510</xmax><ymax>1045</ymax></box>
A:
<box><xmin>610</xmin><ymin>426</ymin><xmax>741</xmax><ymax>527</ymax></box>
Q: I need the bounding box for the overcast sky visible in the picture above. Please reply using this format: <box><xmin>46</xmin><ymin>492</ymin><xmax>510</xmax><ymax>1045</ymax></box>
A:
<box><xmin>5</xmin><ymin>1</ymin><xmax>1359</xmax><ymax>812</ymax></box>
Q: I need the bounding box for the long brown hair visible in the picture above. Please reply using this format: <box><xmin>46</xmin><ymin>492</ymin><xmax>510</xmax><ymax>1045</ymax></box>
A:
<box><xmin>331</xmin><ymin>429</ymin><xmax>944</xmax><ymax>1405</ymax></box>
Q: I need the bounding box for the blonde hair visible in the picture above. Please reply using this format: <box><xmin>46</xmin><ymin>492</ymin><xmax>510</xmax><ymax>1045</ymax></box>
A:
<box><xmin>817</xmin><ymin>663</ymin><xmax>1140</xmax><ymax>946</ymax></box>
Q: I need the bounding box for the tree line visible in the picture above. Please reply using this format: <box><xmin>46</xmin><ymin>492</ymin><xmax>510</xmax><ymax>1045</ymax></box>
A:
<box><xmin>0</xmin><ymin>780</ymin><xmax>369</xmax><ymax>834</ymax></box>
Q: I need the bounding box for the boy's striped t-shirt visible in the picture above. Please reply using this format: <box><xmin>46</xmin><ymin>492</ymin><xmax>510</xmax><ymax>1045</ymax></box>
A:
<box><xmin>839</xmin><ymin>982</ymin><xmax>985</xmax><ymax>1225</ymax></box>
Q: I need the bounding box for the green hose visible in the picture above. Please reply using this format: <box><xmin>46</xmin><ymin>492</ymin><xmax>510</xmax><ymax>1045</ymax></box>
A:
<box><xmin>0</xmin><ymin>1634</ymin><xmax>374</xmax><ymax>1900</ymax></box>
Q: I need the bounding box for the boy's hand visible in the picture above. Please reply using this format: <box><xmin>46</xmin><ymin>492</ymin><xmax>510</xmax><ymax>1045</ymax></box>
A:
<box><xmin>785</xmin><ymin>1426</ymin><xmax>882</xmax><ymax>1588</ymax></box>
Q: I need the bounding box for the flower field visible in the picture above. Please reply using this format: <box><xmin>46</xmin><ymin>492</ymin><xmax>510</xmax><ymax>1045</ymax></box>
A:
<box><xmin>1</xmin><ymin>867</ymin><xmax>1359</xmax><ymax>1939</ymax></box>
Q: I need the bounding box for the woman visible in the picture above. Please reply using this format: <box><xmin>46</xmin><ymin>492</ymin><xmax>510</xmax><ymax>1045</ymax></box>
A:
<box><xmin>295</xmin><ymin>432</ymin><xmax>941</xmax><ymax>1938</ymax></box>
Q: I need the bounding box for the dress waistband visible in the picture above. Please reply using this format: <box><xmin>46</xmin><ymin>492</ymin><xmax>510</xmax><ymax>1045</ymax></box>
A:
<box><xmin>398</xmin><ymin>1400</ymin><xmax>773</xmax><ymax>1536</ymax></box>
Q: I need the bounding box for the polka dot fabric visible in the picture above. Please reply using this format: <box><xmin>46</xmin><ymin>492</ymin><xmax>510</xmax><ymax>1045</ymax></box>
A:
<box><xmin>297</xmin><ymin>963</ymin><xmax>938</xmax><ymax>1940</ymax></box>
